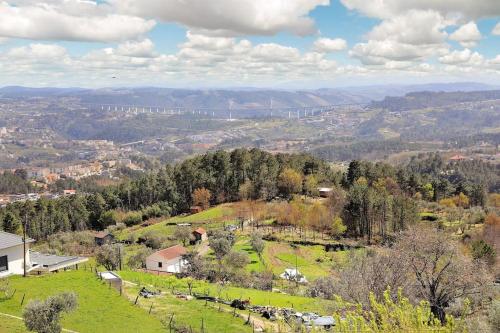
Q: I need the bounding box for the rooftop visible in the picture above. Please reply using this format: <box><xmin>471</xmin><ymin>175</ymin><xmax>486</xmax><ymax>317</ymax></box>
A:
<box><xmin>193</xmin><ymin>227</ymin><xmax>206</xmax><ymax>235</ymax></box>
<box><xmin>30</xmin><ymin>252</ymin><xmax>88</xmax><ymax>270</ymax></box>
<box><xmin>94</xmin><ymin>231</ymin><xmax>112</xmax><ymax>239</ymax></box>
<box><xmin>152</xmin><ymin>245</ymin><xmax>187</xmax><ymax>261</ymax></box>
<box><xmin>0</xmin><ymin>231</ymin><xmax>34</xmax><ymax>250</ymax></box>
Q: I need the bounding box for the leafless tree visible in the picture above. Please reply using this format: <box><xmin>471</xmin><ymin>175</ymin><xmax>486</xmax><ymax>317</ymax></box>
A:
<box><xmin>393</xmin><ymin>226</ymin><xmax>490</xmax><ymax>323</ymax></box>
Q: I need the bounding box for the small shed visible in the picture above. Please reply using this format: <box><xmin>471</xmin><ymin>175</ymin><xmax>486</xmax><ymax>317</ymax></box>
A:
<box><xmin>280</xmin><ymin>268</ymin><xmax>307</xmax><ymax>283</ymax></box>
<box><xmin>30</xmin><ymin>252</ymin><xmax>88</xmax><ymax>274</ymax></box>
<box><xmin>318</xmin><ymin>187</ymin><xmax>333</xmax><ymax>198</ymax></box>
<box><xmin>99</xmin><ymin>271</ymin><xmax>122</xmax><ymax>291</ymax></box>
<box><xmin>94</xmin><ymin>232</ymin><xmax>114</xmax><ymax>246</ymax></box>
<box><xmin>192</xmin><ymin>227</ymin><xmax>207</xmax><ymax>242</ymax></box>
<box><xmin>190</xmin><ymin>206</ymin><xmax>202</xmax><ymax>214</ymax></box>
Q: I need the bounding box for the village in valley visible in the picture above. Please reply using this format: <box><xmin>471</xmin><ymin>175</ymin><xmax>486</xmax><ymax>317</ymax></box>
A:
<box><xmin>0</xmin><ymin>145</ymin><xmax>499</xmax><ymax>332</ymax></box>
<box><xmin>1</xmin><ymin>0</ymin><xmax>500</xmax><ymax>332</ymax></box>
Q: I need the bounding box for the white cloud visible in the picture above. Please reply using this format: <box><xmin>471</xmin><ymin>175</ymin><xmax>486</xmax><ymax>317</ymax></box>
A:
<box><xmin>491</xmin><ymin>55</ymin><xmax>500</xmax><ymax>64</ymax></box>
<box><xmin>350</xmin><ymin>10</ymin><xmax>449</xmax><ymax>66</ymax></box>
<box><xmin>116</xmin><ymin>39</ymin><xmax>156</xmax><ymax>58</ymax></box>
<box><xmin>6</xmin><ymin>43</ymin><xmax>68</xmax><ymax>61</ymax></box>
<box><xmin>111</xmin><ymin>0</ymin><xmax>328</xmax><ymax>36</ymax></box>
<box><xmin>492</xmin><ymin>22</ymin><xmax>500</xmax><ymax>35</ymax></box>
<box><xmin>366</xmin><ymin>10</ymin><xmax>448</xmax><ymax>45</ymax></box>
<box><xmin>350</xmin><ymin>39</ymin><xmax>447</xmax><ymax>65</ymax></box>
<box><xmin>313</xmin><ymin>38</ymin><xmax>347</xmax><ymax>52</ymax></box>
<box><xmin>449</xmin><ymin>22</ymin><xmax>481</xmax><ymax>48</ymax></box>
<box><xmin>438</xmin><ymin>48</ymin><xmax>484</xmax><ymax>66</ymax></box>
<box><xmin>0</xmin><ymin>1</ymin><xmax>155</xmax><ymax>42</ymax></box>
<box><xmin>340</xmin><ymin>0</ymin><xmax>500</xmax><ymax>20</ymax></box>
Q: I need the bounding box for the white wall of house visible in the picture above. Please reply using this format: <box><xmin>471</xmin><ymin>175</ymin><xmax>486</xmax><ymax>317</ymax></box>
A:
<box><xmin>145</xmin><ymin>253</ymin><xmax>185</xmax><ymax>273</ymax></box>
<box><xmin>0</xmin><ymin>244</ymin><xmax>30</xmax><ymax>277</ymax></box>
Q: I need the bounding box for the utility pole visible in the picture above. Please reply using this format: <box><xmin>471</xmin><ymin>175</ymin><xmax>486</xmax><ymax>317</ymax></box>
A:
<box><xmin>22</xmin><ymin>209</ymin><xmax>28</xmax><ymax>278</ymax></box>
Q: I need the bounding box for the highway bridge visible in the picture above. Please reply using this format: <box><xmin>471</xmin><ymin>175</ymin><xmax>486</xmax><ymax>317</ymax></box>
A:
<box><xmin>82</xmin><ymin>103</ymin><xmax>368</xmax><ymax>120</ymax></box>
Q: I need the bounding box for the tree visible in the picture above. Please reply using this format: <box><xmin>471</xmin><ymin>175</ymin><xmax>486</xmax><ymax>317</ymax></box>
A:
<box><xmin>173</xmin><ymin>226</ymin><xmax>192</xmax><ymax>246</ymax></box>
<box><xmin>250</xmin><ymin>233</ymin><xmax>265</xmax><ymax>259</ymax></box>
<box><xmin>330</xmin><ymin>216</ymin><xmax>347</xmax><ymax>238</ymax></box>
<box><xmin>181</xmin><ymin>252</ymin><xmax>207</xmax><ymax>280</ymax></box>
<box><xmin>95</xmin><ymin>244</ymin><xmax>121</xmax><ymax>270</ymax></box>
<box><xmin>99</xmin><ymin>210</ymin><xmax>118</xmax><ymax>229</ymax></box>
<box><xmin>23</xmin><ymin>292</ymin><xmax>77</xmax><ymax>333</ymax></box>
<box><xmin>303</xmin><ymin>174</ymin><xmax>319</xmax><ymax>197</ymax></box>
<box><xmin>277</xmin><ymin>168</ymin><xmax>302</xmax><ymax>198</ymax></box>
<box><xmin>2</xmin><ymin>212</ymin><xmax>20</xmax><ymax>234</ymax></box>
<box><xmin>394</xmin><ymin>227</ymin><xmax>489</xmax><ymax>323</ymax></box>
<box><xmin>126</xmin><ymin>245</ymin><xmax>152</xmax><ymax>269</ymax></box>
<box><xmin>471</xmin><ymin>240</ymin><xmax>495</xmax><ymax>265</ymax></box>
<box><xmin>208</xmin><ymin>230</ymin><xmax>234</xmax><ymax>279</ymax></box>
<box><xmin>192</xmin><ymin>188</ymin><xmax>211</xmax><ymax>210</ymax></box>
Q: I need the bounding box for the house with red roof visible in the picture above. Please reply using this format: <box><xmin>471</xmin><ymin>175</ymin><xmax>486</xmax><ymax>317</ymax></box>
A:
<box><xmin>145</xmin><ymin>245</ymin><xmax>187</xmax><ymax>273</ymax></box>
<box><xmin>192</xmin><ymin>227</ymin><xmax>207</xmax><ymax>243</ymax></box>
<box><xmin>449</xmin><ymin>154</ymin><xmax>467</xmax><ymax>161</ymax></box>
<box><xmin>94</xmin><ymin>231</ymin><xmax>114</xmax><ymax>246</ymax></box>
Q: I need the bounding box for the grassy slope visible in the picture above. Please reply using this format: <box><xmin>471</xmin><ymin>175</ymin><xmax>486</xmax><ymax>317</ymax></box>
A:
<box><xmin>119</xmin><ymin>270</ymin><xmax>343</xmax><ymax>314</ymax></box>
<box><xmin>0</xmin><ymin>271</ymin><xmax>164</xmax><ymax>333</ymax></box>
<box><xmin>124</xmin><ymin>284</ymin><xmax>253</xmax><ymax>333</ymax></box>
<box><xmin>0</xmin><ymin>317</ymin><xmax>27</xmax><ymax>333</ymax></box>
<box><xmin>117</xmin><ymin>205</ymin><xmax>235</xmax><ymax>241</ymax></box>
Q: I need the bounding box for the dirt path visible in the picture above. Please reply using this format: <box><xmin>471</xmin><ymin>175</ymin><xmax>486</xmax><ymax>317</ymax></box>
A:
<box><xmin>0</xmin><ymin>312</ymin><xmax>79</xmax><ymax>333</ymax></box>
<box><xmin>196</xmin><ymin>240</ymin><xmax>210</xmax><ymax>256</ymax></box>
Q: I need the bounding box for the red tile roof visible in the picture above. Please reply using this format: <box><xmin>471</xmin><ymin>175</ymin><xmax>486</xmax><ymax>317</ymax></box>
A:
<box><xmin>449</xmin><ymin>154</ymin><xmax>466</xmax><ymax>160</ymax></box>
<box><xmin>94</xmin><ymin>231</ymin><xmax>112</xmax><ymax>239</ymax></box>
<box><xmin>154</xmin><ymin>245</ymin><xmax>187</xmax><ymax>260</ymax></box>
<box><xmin>193</xmin><ymin>227</ymin><xmax>206</xmax><ymax>235</ymax></box>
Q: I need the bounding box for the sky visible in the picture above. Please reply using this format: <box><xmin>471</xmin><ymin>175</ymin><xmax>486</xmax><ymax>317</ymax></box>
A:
<box><xmin>0</xmin><ymin>0</ymin><xmax>499</xmax><ymax>88</ymax></box>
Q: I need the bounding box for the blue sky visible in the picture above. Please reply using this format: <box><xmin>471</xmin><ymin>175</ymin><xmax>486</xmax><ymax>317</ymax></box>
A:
<box><xmin>0</xmin><ymin>0</ymin><xmax>499</xmax><ymax>88</ymax></box>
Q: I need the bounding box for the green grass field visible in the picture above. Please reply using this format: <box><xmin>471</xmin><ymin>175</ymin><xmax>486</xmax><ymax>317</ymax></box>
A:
<box><xmin>0</xmin><ymin>271</ymin><xmax>164</xmax><ymax>333</ymax></box>
<box><xmin>123</xmin><ymin>284</ymin><xmax>253</xmax><ymax>333</ymax></box>
<box><xmin>119</xmin><ymin>270</ymin><xmax>344</xmax><ymax>314</ymax></box>
<box><xmin>117</xmin><ymin>205</ymin><xmax>235</xmax><ymax>241</ymax></box>
<box><xmin>0</xmin><ymin>316</ymin><xmax>27</xmax><ymax>333</ymax></box>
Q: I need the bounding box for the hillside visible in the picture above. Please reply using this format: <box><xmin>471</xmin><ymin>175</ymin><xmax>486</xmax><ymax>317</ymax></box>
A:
<box><xmin>371</xmin><ymin>90</ymin><xmax>500</xmax><ymax>111</ymax></box>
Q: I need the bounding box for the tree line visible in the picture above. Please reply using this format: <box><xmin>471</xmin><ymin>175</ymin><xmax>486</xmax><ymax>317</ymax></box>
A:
<box><xmin>0</xmin><ymin>149</ymin><xmax>494</xmax><ymax>241</ymax></box>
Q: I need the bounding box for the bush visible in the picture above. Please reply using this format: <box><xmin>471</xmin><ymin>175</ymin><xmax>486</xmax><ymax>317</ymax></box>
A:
<box><xmin>489</xmin><ymin>300</ymin><xmax>500</xmax><ymax>332</ymax></box>
<box><xmin>127</xmin><ymin>245</ymin><xmax>153</xmax><ymax>269</ymax></box>
<box><xmin>23</xmin><ymin>292</ymin><xmax>78</xmax><ymax>333</ymax></box>
<box><xmin>471</xmin><ymin>240</ymin><xmax>496</xmax><ymax>265</ymax></box>
<box><xmin>123</xmin><ymin>212</ymin><xmax>143</xmax><ymax>227</ymax></box>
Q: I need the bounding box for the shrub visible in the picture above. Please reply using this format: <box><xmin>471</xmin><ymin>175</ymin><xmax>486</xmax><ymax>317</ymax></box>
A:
<box><xmin>23</xmin><ymin>292</ymin><xmax>78</xmax><ymax>333</ymax></box>
<box><xmin>123</xmin><ymin>212</ymin><xmax>143</xmax><ymax>227</ymax></box>
<box><xmin>471</xmin><ymin>240</ymin><xmax>496</xmax><ymax>265</ymax></box>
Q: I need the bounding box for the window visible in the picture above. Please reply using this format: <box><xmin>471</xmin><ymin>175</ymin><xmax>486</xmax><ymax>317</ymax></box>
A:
<box><xmin>158</xmin><ymin>262</ymin><xmax>162</xmax><ymax>268</ymax></box>
<box><xmin>0</xmin><ymin>255</ymin><xmax>8</xmax><ymax>272</ymax></box>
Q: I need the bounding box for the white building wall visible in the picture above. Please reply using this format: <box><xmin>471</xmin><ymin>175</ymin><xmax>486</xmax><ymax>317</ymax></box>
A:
<box><xmin>145</xmin><ymin>253</ymin><xmax>185</xmax><ymax>273</ymax></box>
<box><xmin>0</xmin><ymin>244</ymin><xmax>30</xmax><ymax>277</ymax></box>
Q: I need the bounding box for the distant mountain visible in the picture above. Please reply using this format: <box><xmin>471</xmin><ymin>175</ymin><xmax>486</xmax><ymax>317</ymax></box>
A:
<box><xmin>0</xmin><ymin>86</ymin><xmax>88</xmax><ymax>98</ymax></box>
<box><xmin>0</xmin><ymin>86</ymin><xmax>371</xmax><ymax>108</ymax></box>
<box><xmin>322</xmin><ymin>82</ymin><xmax>498</xmax><ymax>101</ymax></box>
<box><xmin>370</xmin><ymin>90</ymin><xmax>500</xmax><ymax>111</ymax></box>
<box><xmin>0</xmin><ymin>82</ymin><xmax>497</xmax><ymax>107</ymax></box>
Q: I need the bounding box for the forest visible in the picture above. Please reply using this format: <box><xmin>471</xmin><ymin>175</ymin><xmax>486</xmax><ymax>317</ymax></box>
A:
<box><xmin>0</xmin><ymin>149</ymin><xmax>496</xmax><ymax>242</ymax></box>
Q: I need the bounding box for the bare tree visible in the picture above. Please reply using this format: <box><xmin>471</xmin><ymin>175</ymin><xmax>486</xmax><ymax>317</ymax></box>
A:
<box><xmin>394</xmin><ymin>226</ymin><xmax>490</xmax><ymax>323</ymax></box>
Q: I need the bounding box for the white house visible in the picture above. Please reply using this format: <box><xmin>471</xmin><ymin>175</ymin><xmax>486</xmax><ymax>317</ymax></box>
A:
<box><xmin>280</xmin><ymin>268</ymin><xmax>308</xmax><ymax>283</ymax></box>
<box><xmin>145</xmin><ymin>245</ymin><xmax>187</xmax><ymax>273</ymax></box>
<box><xmin>0</xmin><ymin>231</ymin><xmax>34</xmax><ymax>277</ymax></box>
